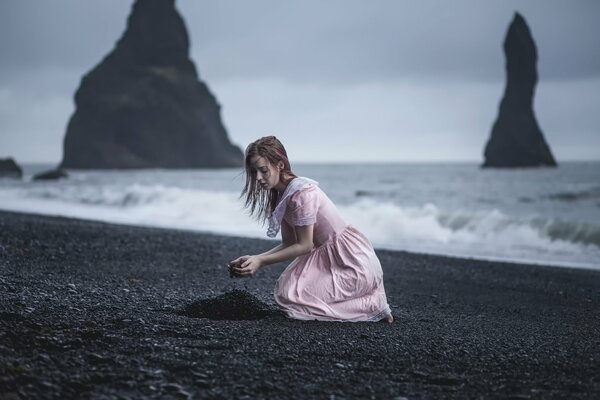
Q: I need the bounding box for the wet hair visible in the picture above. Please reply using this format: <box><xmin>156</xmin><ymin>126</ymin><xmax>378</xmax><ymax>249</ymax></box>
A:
<box><xmin>242</xmin><ymin>136</ymin><xmax>296</xmax><ymax>222</ymax></box>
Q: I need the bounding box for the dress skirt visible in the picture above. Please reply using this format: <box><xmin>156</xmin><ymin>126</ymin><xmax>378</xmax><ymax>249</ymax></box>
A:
<box><xmin>274</xmin><ymin>225</ymin><xmax>391</xmax><ymax>322</ymax></box>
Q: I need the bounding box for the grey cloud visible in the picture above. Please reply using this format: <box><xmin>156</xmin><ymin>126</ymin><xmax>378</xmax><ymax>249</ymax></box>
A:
<box><xmin>0</xmin><ymin>0</ymin><xmax>129</xmax><ymax>75</ymax></box>
<box><xmin>1</xmin><ymin>0</ymin><xmax>598</xmax><ymax>85</ymax></box>
<box><xmin>180</xmin><ymin>0</ymin><xmax>600</xmax><ymax>83</ymax></box>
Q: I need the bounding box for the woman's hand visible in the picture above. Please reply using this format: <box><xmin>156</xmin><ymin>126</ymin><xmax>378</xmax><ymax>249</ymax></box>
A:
<box><xmin>231</xmin><ymin>255</ymin><xmax>264</xmax><ymax>277</ymax></box>
<box><xmin>228</xmin><ymin>255</ymin><xmax>248</xmax><ymax>278</ymax></box>
<box><xmin>229</xmin><ymin>255</ymin><xmax>250</xmax><ymax>266</ymax></box>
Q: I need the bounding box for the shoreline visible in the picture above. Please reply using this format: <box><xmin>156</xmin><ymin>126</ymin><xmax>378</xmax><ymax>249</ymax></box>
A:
<box><xmin>1</xmin><ymin>209</ymin><xmax>599</xmax><ymax>399</ymax></box>
<box><xmin>0</xmin><ymin>208</ymin><xmax>596</xmax><ymax>272</ymax></box>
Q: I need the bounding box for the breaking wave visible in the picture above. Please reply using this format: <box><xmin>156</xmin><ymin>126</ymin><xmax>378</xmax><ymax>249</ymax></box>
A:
<box><xmin>0</xmin><ymin>183</ymin><xmax>598</xmax><ymax>269</ymax></box>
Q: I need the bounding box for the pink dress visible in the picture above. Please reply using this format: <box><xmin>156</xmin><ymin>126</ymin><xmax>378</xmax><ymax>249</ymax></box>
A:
<box><xmin>273</xmin><ymin>181</ymin><xmax>391</xmax><ymax>322</ymax></box>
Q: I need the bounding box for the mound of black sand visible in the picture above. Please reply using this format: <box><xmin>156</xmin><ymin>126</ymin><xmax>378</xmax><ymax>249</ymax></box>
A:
<box><xmin>178</xmin><ymin>290</ymin><xmax>276</xmax><ymax>320</ymax></box>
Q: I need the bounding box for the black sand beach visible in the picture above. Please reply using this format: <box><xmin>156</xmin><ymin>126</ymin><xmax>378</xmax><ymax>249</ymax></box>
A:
<box><xmin>1</xmin><ymin>210</ymin><xmax>599</xmax><ymax>399</ymax></box>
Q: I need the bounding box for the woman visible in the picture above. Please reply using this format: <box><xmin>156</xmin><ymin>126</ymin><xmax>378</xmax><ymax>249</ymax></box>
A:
<box><xmin>230</xmin><ymin>136</ymin><xmax>393</xmax><ymax>323</ymax></box>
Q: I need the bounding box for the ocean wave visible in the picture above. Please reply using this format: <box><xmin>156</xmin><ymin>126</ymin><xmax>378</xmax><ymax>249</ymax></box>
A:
<box><xmin>341</xmin><ymin>200</ymin><xmax>600</xmax><ymax>248</ymax></box>
<box><xmin>338</xmin><ymin>200</ymin><xmax>600</xmax><ymax>268</ymax></box>
<box><xmin>546</xmin><ymin>186</ymin><xmax>600</xmax><ymax>202</ymax></box>
<box><xmin>0</xmin><ymin>183</ymin><xmax>598</xmax><ymax>268</ymax></box>
<box><xmin>0</xmin><ymin>184</ymin><xmax>264</xmax><ymax>238</ymax></box>
<box><xmin>355</xmin><ymin>189</ymin><xmax>396</xmax><ymax>198</ymax></box>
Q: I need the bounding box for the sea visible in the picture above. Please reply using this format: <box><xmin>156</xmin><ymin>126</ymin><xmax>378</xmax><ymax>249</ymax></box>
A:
<box><xmin>1</xmin><ymin>162</ymin><xmax>599</xmax><ymax>270</ymax></box>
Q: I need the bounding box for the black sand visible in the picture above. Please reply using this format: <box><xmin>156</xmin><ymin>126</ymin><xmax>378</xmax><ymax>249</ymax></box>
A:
<box><xmin>1</xmin><ymin>210</ymin><xmax>599</xmax><ymax>399</ymax></box>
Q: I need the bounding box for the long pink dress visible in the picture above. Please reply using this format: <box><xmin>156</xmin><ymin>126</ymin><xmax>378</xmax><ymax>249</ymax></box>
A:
<box><xmin>273</xmin><ymin>181</ymin><xmax>391</xmax><ymax>322</ymax></box>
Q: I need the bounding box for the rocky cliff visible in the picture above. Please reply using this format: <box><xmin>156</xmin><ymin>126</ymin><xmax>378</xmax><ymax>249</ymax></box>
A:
<box><xmin>0</xmin><ymin>158</ymin><xmax>22</xmax><ymax>179</ymax></box>
<box><xmin>60</xmin><ymin>0</ymin><xmax>243</xmax><ymax>169</ymax></box>
<box><xmin>483</xmin><ymin>13</ymin><xmax>557</xmax><ymax>168</ymax></box>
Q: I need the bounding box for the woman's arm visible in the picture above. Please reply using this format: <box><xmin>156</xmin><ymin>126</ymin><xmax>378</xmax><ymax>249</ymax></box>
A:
<box><xmin>229</xmin><ymin>220</ymin><xmax>297</xmax><ymax>265</ymax></box>
<box><xmin>234</xmin><ymin>224</ymin><xmax>314</xmax><ymax>277</ymax></box>
<box><xmin>258</xmin><ymin>220</ymin><xmax>297</xmax><ymax>256</ymax></box>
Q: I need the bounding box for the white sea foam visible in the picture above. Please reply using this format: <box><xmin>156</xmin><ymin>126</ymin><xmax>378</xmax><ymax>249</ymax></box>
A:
<box><xmin>0</xmin><ymin>184</ymin><xmax>264</xmax><ymax>238</ymax></box>
<box><xmin>339</xmin><ymin>199</ymin><xmax>600</xmax><ymax>269</ymax></box>
<box><xmin>0</xmin><ymin>181</ymin><xmax>598</xmax><ymax>269</ymax></box>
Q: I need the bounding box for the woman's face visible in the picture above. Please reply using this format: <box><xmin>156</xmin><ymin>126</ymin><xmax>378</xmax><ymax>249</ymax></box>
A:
<box><xmin>250</xmin><ymin>155</ymin><xmax>282</xmax><ymax>191</ymax></box>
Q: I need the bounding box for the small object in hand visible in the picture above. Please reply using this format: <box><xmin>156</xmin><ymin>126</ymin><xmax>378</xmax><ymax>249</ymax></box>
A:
<box><xmin>228</xmin><ymin>262</ymin><xmax>241</xmax><ymax>278</ymax></box>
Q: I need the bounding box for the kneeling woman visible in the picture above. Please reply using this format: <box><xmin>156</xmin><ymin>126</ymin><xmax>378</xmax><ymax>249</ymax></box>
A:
<box><xmin>230</xmin><ymin>136</ymin><xmax>393</xmax><ymax>323</ymax></box>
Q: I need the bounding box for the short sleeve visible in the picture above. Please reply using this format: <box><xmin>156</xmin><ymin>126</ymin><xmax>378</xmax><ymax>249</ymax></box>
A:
<box><xmin>286</xmin><ymin>186</ymin><xmax>319</xmax><ymax>226</ymax></box>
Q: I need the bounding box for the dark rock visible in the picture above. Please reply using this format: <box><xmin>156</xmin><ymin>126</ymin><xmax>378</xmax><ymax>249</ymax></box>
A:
<box><xmin>60</xmin><ymin>0</ymin><xmax>243</xmax><ymax>169</ymax></box>
<box><xmin>88</xmin><ymin>352</ymin><xmax>110</xmax><ymax>364</ymax></box>
<box><xmin>483</xmin><ymin>13</ymin><xmax>557</xmax><ymax>168</ymax></box>
<box><xmin>0</xmin><ymin>312</ymin><xmax>25</xmax><ymax>322</ymax></box>
<box><xmin>32</xmin><ymin>168</ymin><xmax>68</xmax><ymax>181</ymax></box>
<box><xmin>0</xmin><ymin>158</ymin><xmax>22</xmax><ymax>179</ymax></box>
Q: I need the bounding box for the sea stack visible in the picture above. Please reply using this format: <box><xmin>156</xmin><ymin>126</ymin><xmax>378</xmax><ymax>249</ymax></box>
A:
<box><xmin>60</xmin><ymin>0</ymin><xmax>243</xmax><ymax>169</ymax></box>
<box><xmin>33</xmin><ymin>168</ymin><xmax>68</xmax><ymax>181</ymax></box>
<box><xmin>0</xmin><ymin>158</ymin><xmax>22</xmax><ymax>179</ymax></box>
<box><xmin>482</xmin><ymin>12</ymin><xmax>557</xmax><ymax>168</ymax></box>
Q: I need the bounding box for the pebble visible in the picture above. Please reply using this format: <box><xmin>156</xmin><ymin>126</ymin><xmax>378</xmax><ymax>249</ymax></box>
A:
<box><xmin>2</xmin><ymin>211</ymin><xmax>599</xmax><ymax>400</ymax></box>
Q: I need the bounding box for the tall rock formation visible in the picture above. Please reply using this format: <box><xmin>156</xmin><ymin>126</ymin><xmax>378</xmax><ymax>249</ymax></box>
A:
<box><xmin>0</xmin><ymin>158</ymin><xmax>22</xmax><ymax>179</ymax></box>
<box><xmin>60</xmin><ymin>0</ymin><xmax>243</xmax><ymax>169</ymax></box>
<box><xmin>483</xmin><ymin>13</ymin><xmax>557</xmax><ymax>168</ymax></box>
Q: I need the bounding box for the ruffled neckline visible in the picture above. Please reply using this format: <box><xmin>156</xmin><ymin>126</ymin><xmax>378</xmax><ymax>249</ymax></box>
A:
<box><xmin>266</xmin><ymin>177</ymin><xmax>318</xmax><ymax>238</ymax></box>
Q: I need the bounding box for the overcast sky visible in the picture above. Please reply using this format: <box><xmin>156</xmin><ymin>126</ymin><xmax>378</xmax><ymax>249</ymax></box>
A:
<box><xmin>1</xmin><ymin>0</ymin><xmax>599</xmax><ymax>163</ymax></box>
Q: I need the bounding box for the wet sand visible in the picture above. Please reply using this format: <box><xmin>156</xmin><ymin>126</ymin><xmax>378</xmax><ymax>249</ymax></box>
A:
<box><xmin>1</xmin><ymin>210</ymin><xmax>599</xmax><ymax>399</ymax></box>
